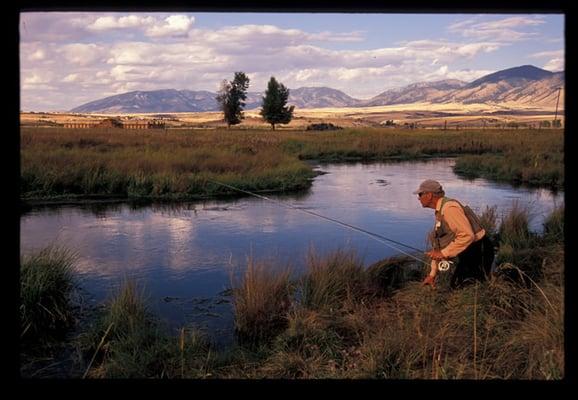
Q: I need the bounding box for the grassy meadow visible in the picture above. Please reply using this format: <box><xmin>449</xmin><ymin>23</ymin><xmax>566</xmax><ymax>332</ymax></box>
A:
<box><xmin>21</xmin><ymin>205</ymin><xmax>564</xmax><ymax>379</ymax></box>
<box><xmin>20</xmin><ymin>127</ymin><xmax>564</xmax><ymax>201</ymax></box>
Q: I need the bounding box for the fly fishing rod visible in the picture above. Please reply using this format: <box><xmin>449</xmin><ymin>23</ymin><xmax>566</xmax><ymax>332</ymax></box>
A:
<box><xmin>207</xmin><ymin>180</ymin><xmax>442</xmax><ymax>269</ymax></box>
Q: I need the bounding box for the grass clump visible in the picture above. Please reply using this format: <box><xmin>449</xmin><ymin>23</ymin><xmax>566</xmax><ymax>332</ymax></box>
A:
<box><xmin>300</xmin><ymin>248</ymin><xmax>367</xmax><ymax>311</ymax></box>
<box><xmin>20</xmin><ymin>246</ymin><xmax>78</xmax><ymax>345</ymax></box>
<box><xmin>231</xmin><ymin>259</ymin><xmax>293</xmax><ymax>345</ymax></box>
<box><xmin>78</xmin><ymin>280</ymin><xmax>213</xmax><ymax>378</ymax></box>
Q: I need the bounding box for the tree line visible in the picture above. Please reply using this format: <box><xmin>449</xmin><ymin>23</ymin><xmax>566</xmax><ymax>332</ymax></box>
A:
<box><xmin>216</xmin><ymin>72</ymin><xmax>294</xmax><ymax>130</ymax></box>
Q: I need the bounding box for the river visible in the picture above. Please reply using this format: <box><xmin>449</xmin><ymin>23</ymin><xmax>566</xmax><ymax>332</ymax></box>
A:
<box><xmin>20</xmin><ymin>158</ymin><xmax>563</xmax><ymax>345</ymax></box>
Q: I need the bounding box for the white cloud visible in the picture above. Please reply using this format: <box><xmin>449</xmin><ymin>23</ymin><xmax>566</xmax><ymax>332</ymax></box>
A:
<box><xmin>29</xmin><ymin>49</ymin><xmax>46</xmax><ymax>61</ymax></box>
<box><xmin>87</xmin><ymin>15</ymin><xmax>156</xmax><ymax>31</ymax></box>
<box><xmin>23</xmin><ymin>73</ymin><xmax>49</xmax><ymax>85</ymax></box>
<box><xmin>442</xmin><ymin>69</ymin><xmax>494</xmax><ymax>82</ymax></box>
<box><xmin>454</xmin><ymin>43</ymin><xmax>500</xmax><ymax>58</ymax></box>
<box><xmin>543</xmin><ymin>58</ymin><xmax>564</xmax><ymax>72</ymax></box>
<box><xmin>21</xmin><ymin>70</ymin><xmax>58</xmax><ymax>92</ymax></box>
<box><xmin>20</xmin><ymin>12</ymin><xmax>94</xmax><ymax>42</ymax></box>
<box><xmin>447</xmin><ymin>18</ymin><xmax>480</xmax><ymax>31</ymax></box>
<box><xmin>146</xmin><ymin>15</ymin><xmax>195</xmax><ymax>37</ymax></box>
<box><xmin>477</xmin><ymin>16</ymin><xmax>545</xmax><ymax>29</ymax></box>
<box><xmin>60</xmin><ymin>43</ymin><xmax>105</xmax><ymax>66</ymax></box>
<box><xmin>448</xmin><ymin>16</ymin><xmax>545</xmax><ymax>42</ymax></box>
<box><xmin>529</xmin><ymin>49</ymin><xmax>564</xmax><ymax>58</ymax></box>
<box><xmin>62</xmin><ymin>73</ymin><xmax>79</xmax><ymax>83</ymax></box>
<box><xmin>302</xmin><ymin>30</ymin><xmax>365</xmax><ymax>42</ymax></box>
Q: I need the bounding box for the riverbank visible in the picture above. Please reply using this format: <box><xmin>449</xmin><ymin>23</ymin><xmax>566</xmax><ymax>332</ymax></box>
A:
<box><xmin>21</xmin><ymin>205</ymin><xmax>564</xmax><ymax>379</ymax></box>
<box><xmin>21</xmin><ymin>127</ymin><xmax>564</xmax><ymax>203</ymax></box>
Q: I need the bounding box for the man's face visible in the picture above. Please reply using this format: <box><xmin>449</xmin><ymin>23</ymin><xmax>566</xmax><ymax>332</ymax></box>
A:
<box><xmin>418</xmin><ymin>191</ymin><xmax>432</xmax><ymax>208</ymax></box>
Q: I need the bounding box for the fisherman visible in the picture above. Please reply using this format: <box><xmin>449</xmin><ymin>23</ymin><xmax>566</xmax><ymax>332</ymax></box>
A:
<box><xmin>415</xmin><ymin>179</ymin><xmax>494</xmax><ymax>289</ymax></box>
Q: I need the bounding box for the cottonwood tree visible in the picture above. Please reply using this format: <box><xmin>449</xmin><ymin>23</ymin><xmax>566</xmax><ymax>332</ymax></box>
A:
<box><xmin>216</xmin><ymin>72</ymin><xmax>250</xmax><ymax>128</ymax></box>
<box><xmin>260</xmin><ymin>77</ymin><xmax>294</xmax><ymax>130</ymax></box>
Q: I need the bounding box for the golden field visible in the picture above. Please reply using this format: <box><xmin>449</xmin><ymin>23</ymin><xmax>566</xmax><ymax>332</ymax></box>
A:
<box><xmin>20</xmin><ymin>101</ymin><xmax>564</xmax><ymax>130</ymax></box>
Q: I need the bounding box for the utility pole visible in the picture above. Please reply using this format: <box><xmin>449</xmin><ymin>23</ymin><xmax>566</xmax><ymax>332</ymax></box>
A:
<box><xmin>553</xmin><ymin>87</ymin><xmax>562</xmax><ymax>128</ymax></box>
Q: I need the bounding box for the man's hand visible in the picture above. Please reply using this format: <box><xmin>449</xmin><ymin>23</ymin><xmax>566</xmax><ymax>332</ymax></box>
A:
<box><xmin>426</xmin><ymin>249</ymin><xmax>445</xmax><ymax>261</ymax></box>
<box><xmin>422</xmin><ymin>275</ymin><xmax>436</xmax><ymax>288</ymax></box>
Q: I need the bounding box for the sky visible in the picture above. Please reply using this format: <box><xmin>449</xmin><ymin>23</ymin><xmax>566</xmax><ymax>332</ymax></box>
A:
<box><xmin>19</xmin><ymin>12</ymin><xmax>565</xmax><ymax>112</ymax></box>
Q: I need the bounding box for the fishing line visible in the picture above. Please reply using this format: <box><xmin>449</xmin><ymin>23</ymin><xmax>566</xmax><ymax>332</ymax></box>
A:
<box><xmin>208</xmin><ymin>180</ymin><xmax>432</xmax><ymax>267</ymax></box>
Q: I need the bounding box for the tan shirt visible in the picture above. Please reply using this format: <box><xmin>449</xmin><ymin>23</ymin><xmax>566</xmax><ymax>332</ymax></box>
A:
<box><xmin>429</xmin><ymin>197</ymin><xmax>485</xmax><ymax>275</ymax></box>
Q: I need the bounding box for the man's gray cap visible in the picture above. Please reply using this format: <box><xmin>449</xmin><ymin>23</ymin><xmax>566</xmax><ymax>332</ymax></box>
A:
<box><xmin>413</xmin><ymin>179</ymin><xmax>443</xmax><ymax>194</ymax></box>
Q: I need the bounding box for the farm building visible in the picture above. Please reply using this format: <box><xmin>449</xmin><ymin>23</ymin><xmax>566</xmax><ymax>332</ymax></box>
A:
<box><xmin>62</xmin><ymin>122</ymin><xmax>95</xmax><ymax>128</ymax></box>
<box><xmin>62</xmin><ymin>118</ymin><xmax>165</xmax><ymax>129</ymax></box>
<box><xmin>123</xmin><ymin>120</ymin><xmax>165</xmax><ymax>129</ymax></box>
<box><xmin>96</xmin><ymin>118</ymin><xmax>123</xmax><ymax>128</ymax></box>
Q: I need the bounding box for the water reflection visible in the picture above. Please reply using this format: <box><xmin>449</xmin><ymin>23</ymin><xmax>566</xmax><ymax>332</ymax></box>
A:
<box><xmin>20</xmin><ymin>158</ymin><xmax>563</xmax><ymax>340</ymax></box>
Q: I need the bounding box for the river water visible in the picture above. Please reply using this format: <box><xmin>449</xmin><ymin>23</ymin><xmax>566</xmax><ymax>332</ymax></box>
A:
<box><xmin>20</xmin><ymin>158</ymin><xmax>563</xmax><ymax>345</ymax></box>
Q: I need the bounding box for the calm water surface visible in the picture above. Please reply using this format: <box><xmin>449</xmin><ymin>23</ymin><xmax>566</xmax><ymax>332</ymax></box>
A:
<box><xmin>20</xmin><ymin>158</ymin><xmax>563</xmax><ymax>344</ymax></box>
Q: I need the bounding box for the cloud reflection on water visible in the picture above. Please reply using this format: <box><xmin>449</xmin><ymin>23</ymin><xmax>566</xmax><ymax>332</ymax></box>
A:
<box><xmin>21</xmin><ymin>159</ymin><xmax>563</xmax><ymax>303</ymax></box>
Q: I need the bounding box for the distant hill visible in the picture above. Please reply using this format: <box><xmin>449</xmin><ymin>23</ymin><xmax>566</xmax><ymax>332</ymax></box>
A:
<box><xmin>361</xmin><ymin>79</ymin><xmax>467</xmax><ymax>106</ymax></box>
<box><xmin>70</xmin><ymin>89</ymin><xmax>216</xmax><ymax>113</ymax></box>
<box><xmin>70</xmin><ymin>65</ymin><xmax>564</xmax><ymax>113</ymax></box>
<box><xmin>288</xmin><ymin>87</ymin><xmax>361</xmax><ymax>108</ymax></box>
<box><xmin>70</xmin><ymin>87</ymin><xmax>357</xmax><ymax>113</ymax></box>
<box><xmin>433</xmin><ymin>69</ymin><xmax>563</xmax><ymax>105</ymax></box>
<box><xmin>466</xmin><ymin>65</ymin><xmax>554</xmax><ymax>88</ymax></box>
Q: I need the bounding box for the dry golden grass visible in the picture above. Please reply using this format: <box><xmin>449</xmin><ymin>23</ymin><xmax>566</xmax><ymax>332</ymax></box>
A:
<box><xmin>20</xmin><ymin>99</ymin><xmax>565</xmax><ymax>130</ymax></box>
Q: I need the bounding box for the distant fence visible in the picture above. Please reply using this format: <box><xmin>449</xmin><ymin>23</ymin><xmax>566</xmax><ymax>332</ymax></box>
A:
<box><xmin>63</xmin><ymin>123</ymin><xmax>96</xmax><ymax>129</ymax></box>
<box><xmin>62</xmin><ymin>120</ymin><xmax>166</xmax><ymax>129</ymax></box>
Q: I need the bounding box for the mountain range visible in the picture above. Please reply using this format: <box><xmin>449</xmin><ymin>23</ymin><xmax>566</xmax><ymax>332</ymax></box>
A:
<box><xmin>70</xmin><ymin>65</ymin><xmax>564</xmax><ymax>113</ymax></box>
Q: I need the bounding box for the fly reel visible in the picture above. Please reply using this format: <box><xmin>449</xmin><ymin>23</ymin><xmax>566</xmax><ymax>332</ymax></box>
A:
<box><xmin>438</xmin><ymin>260</ymin><xmax>453</xmax><ymax>272</ymax></box>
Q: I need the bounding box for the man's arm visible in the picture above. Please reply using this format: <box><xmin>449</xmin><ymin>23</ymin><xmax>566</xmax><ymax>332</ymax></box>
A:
<box><xmin>422</xmin><ymin>259</ymin><xmax>438</xmax><ymax>287</ymax></box>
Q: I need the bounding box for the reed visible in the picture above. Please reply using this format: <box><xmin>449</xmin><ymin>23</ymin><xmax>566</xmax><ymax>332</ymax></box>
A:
<box><xmin>231</xmin><ymin>259</ymin><xmax>293</xmax><ymax>344</ymax></box>
<box><xmin>453</xmin><ymin>150</ymin><xmax>563</xmax><ymax>190</ymax></box>
<box><xmin>20</xmin><ymin>246</ymin><xmax>77</xmax><ymax>344</ymax></box>
<box><xmin>542</xmin><ymin>205</ymin><xmax>564</xmax><ymax>245</ymax></box>
<box><xmin>21</xmin><ymin>127</ymin><xmax>563</xmax><ymax>200</ymax></box>
<box><xmin>25</xmin><ymin>206</ymin><xmax>563</xmax><ymax>379</ymax></box>
<box><xmin>300</xmin><ymin>248</ymin><xmax>367</xmax><ymax>311</ymax></box>
<box><xmin>78</xmin><ymin>279</ymin><xmax>216</xmax><ymax>378</ymax></box>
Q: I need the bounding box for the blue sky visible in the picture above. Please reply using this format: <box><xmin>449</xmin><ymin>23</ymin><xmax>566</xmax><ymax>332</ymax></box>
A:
<box><xmin>20</xmin><ymin>12</ymin><xmax>564</xmax><ymax>111</ymax></box>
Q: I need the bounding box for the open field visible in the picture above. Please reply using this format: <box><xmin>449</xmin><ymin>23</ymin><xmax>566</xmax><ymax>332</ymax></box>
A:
<box><xmin>20</xmin><ymin>101</ymin><xmax>564</xmax><ymax>130</ymax></box>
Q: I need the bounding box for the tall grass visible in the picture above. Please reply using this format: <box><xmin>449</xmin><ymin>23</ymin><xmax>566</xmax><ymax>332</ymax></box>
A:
<box><xmin>225</xmin><ymin>205</ymin><xmax>564</xmax><ymax>379</ymax></box>
<box><xmin>79</xmin><ymin>279</ymin><xmax>214</xmax><ymax>378</ymax></box>
<box><xmin>21</xmin><ymin>127</ymin><xmax>563</xmax><ymax>200</ymax></box>
<box><xmin>542</xmin><ymin>205</ymin><xmax>564</xmax><ymax>245</ymax></box>
<box><xmin>300</xmin><ymin>248</ymin><xmax>367</xmax><ymax>311</ymax></box>
<box><xmin>453</xmin><ymin>151</ymin><xmax>564</xmax><ymax>190</ymax></box>
<box><xmin>20</xmin><ymin>246</ymin><xmax>78</xmax><ymax>344</ymax></box>
<box><xmin>27</xmin><ymin>205</ymin><xmax>563</xmax><ymax>379</ymax></box>
<box><xmin>231</xmin><ymin>259</ymin><xmax>293</xmax><ymax>344</ymax></box>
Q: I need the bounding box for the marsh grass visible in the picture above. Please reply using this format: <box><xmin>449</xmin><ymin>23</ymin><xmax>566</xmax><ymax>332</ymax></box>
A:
<box><xmin>20</xmin><ymin>246</ymin><xmax>81</xmax><ymax>378</ymax></box>
<box><xmin>542</xmin><ymin>205</ymin><xmax>564</xmax><ymax>245</ymax></box>
<box><xmin>453</xmin><ymin>150</ymin><xmax>563</xmax><ymax>189</ymax></box>
<box><xmin>78</xmin><ymin>279</ymin><xmax>215</xmax><ymax>378</ymax></box>
<box><xmin>225</xmin><ymin>205</ymin><xmax>564</xmax><ymax>379</ymax></box>
<box><xmin>300</xmin><ymin>248</ymin><xmax>368</xmax><ymax>311</ymax></box>
<box><xmin>21</xmin><ymin>127</ymin><xmax>563</xmax><ymax>200</ymax></box>
<box><xmin>27</xmin><ymin>205</ymin><xmax>563</xmax><ymax>379</ymax></box>
<box><xmin>20</xmin><ymin>246</ymin><xmax>78</xmax><ymax>345</ymax></box>
<box><xmin>230</xmin><ymin>259</ymin><xmax>293</xmax><ymax>345</ymax></box>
